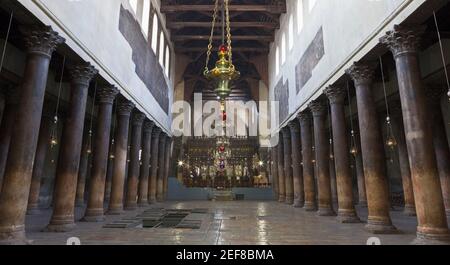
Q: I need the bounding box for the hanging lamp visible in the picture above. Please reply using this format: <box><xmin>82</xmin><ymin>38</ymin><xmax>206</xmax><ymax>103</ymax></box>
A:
<box><xmin>433</xmin><ymin>11</ymin><xmax>450</xmax><ymax>102</ymax></box>
<box><xmin>50</xmin><ymin>56</ymin><xmax>66</xmax><ymax>150</ymax></box>
<box><xmin>203</xmin><ymin>0</ymin><xmax>240</xmax><ymax>101</ymax></box>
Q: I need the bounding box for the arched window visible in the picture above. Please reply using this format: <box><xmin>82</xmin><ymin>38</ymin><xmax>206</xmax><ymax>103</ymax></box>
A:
<box><xmin>165</xmin><ymin>46</ymin><xmax>170</xmax><ymax>77</ymax></box>
<box><xmin>297</xmin><ymin>0</ymin><xmax>304</xmax><ymax>33</ymax></box>
<box><xmin>151</xmin><ymin>14</ymin><xmax>158</xmax><ymax>53</ymax></box>
<box><xmin>159</xmin><ymin>31</ymin><xmax>165</xmax><ymax>66</ymax></box>
<box><xmin>141</xmin><ymin>0</ymin><xmax>151</xmax><ymax>37</ymax></box>
<box><xmin>288</xmin><ymin>14</ymin><xmax>294</xmax><ymax>50</ymax></box>
<box><xmin>275</xmin><ymin>46</ymin><xmax>280</xmax><ymax>76</ymax></box>
<box><xmin>281</xmin><ymin>33</ymin><xmax>286</xmax><ymax>64</ymax></box>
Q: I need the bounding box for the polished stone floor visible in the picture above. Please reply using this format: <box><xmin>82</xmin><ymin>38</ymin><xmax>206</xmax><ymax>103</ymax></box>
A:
<box><xmin>25</xmin><ymin>201</ymin><xmax>450</xmax><ymax>245</ymax></box>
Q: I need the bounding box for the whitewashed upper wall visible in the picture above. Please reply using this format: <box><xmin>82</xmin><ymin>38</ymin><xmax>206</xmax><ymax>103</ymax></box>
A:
<box><xmin>18</xmin><ymin>0</ymin><xmax>175</xmax><ymax>133</ymax></box>
<box><xmin>269</xmin><ymin>0</ymin><xmax>426</xmax><ymax>126</ymax></box>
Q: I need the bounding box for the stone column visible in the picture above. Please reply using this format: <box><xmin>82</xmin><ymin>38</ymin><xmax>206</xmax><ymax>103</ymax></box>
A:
<box><xmin>289</xmin><ymin>120</ymin><xmax>304</xmax><ymax>207</ymax></box>
<box><xmin>282</xmin><ymin>127</ymin><xmax>294</xmax><ymax>205</ymax></box>
<box><xmin>157</xmin><ymin>133</ymin><xmax>167</xmax><ymax>202</ymax></box>
<box><xmin>329</xmin><ymin>158</ymin><xmax>338</xmax><ymax>203</ymax></box>
<box><xmin>163</xmin><ymin>136</ymin><xmax>172</xmax><ymax>200</ymax></box>
<box><xmin>75</xmin><ymin>131</ymin><xmax>91</xmax><ymax>207</ymax></box>
<box><xmin>346</xmin><ymin>62</ymin><xmax>395</xmax><ymax>233</ymax></box>
<box><xmin>277</xmin><ymin>138</ymin><xmax>286</xmax><ymax>203</ymax></box>
<box><xmin>137</xmin><ymin>120</ymin><xmax>154</xmax><ymax>206</ymax></box>
<box><xmin>104</xmin><ymin>156</ymin><xmax>114</xmax><ymax>202</ymax></box>
<box><xmin>0</xmin><ymin>87</ymin><xmax>19</xmax><ymax>190</ymax></box>
<box><xmin>47</xmin><ymin>63</ymin><xmax>98</xmax><ymax>231</ymax></box>
<box><xmin>309</xmin><ymin>100</ymin><xmax>335</xmax><ymax>216</ymax></box>
<box><xmin>270</xmin><ymin>145</ymin><xmax>279</xmax><ymax>200</ymax></box>
<box><xmin>354</xmin><ymin>133</ymin><xmax>367</xmax><ymax>206</ymax></box>
<box><xmin>391</xmin><ymin>104</ymin><xmax>416</xmax><ymax>216</ymax></box>
<box><xmin>149</xmin><ymin>127</ymin><xmax>161</xmax><ymax>203</ymax></box>
<box><xmin>83</xmin><ymin>86</ymin><xmax>119</xmax><ymax>222</ymax></box>
<box><xmin>107</xmin><ymin>97</ymin><xmax>134</xmax><ymax>214</ymax></box>
<box><xmin>325</xmin><ymin>86</ymin><xmax>360</xmax><ymax>222</ymax></box>
<box><xmin>0</xmin><ymin>26</ymin><xmax>64</xmax><ymax>243</ymax></box>
<box><xmin>426</xmin><ymin>87</ymin><xmax>450</xmax><ymax>217</ymax></box>
<box><xmin>298</xmin><ymin>112</ymin><xmax>316</xmax><ymax>211</ymax></box>
<box><xmin>124</xmin><ymin>112</ymin><xmax>145</xmax><ymax>210</ymax></box>
<box><xmin>26</xmin><ymin>115</ymin><xmax>52</xmax><ymax>215</ymax></box>
<box><xmin>381</xmin><ymin>25</ymin><xmax>449</xmax><ymax>241</ymax></box>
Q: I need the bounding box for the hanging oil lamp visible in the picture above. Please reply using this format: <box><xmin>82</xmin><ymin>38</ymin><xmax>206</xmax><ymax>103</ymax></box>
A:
<box><xmin>203</xmin><ymin>0</ymin><xmax>240</xmax><ymax>101</ymax></box>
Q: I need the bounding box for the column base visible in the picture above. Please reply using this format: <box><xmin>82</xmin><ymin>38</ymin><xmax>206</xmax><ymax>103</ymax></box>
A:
<box><xmin>278</xmin><ymin>195</ymin><xmax>285</xmax><ymax>203</ymax></box>
<box><xmin>148</xmin><ymin>198</ymin><xmax>156</xmax><ymax>204</ymax></box>
<box><xmin>414</xmin><ymin>226</ymin><xmax>450</xmax><ymax>244</ymax></box>
<box><xmin>446</xmin><ymin>210</ymin><xmax>450</xmax><ymax>217</ymax></box>
<box><xmin>403</xmin><ymin>205</ymin><xmax>416</xmax><ymax>216</ymax></box>
<box><xmin>317</xmin><ymin>207</ymin><xmax>336</xmax><ymax>216</ymax></box>
<box><xmin>337</xmin><ymin>209</ymin><xmax>361</xmax><ymax>223</ymax></box>
<box><xmin>0</xmin><ymin>226</ymin><xmax>32</xmax><ymax>245</ymax></box>
<box><xmin>82</xmin><ymin>208</ymin><xmax>106</xmax><ymax>222</ymax></box>
<box><xmin>293</xmin><ymin>199</ymin><xmax>304</xmax><ymax>208</ymax></box>
<box><xmin>365</xmin><ymin>218</ymin><xmax>397</xmax><ymax>234</ymax></box>
<box><xmin>304</xmin><ymin>201</ymin><xmax>317</xmax><ymax>211</ymax></box>
<box><xmin>45</xmin><ymin>215</ymin><xmax>76</xmax><ymax>232</ymax></box>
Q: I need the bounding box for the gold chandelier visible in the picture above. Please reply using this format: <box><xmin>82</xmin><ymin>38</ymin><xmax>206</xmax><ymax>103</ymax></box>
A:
<box><xmin>204</xmin><ymin>0</ymin><xmax>240</xmax><ymax>101</ymax></box>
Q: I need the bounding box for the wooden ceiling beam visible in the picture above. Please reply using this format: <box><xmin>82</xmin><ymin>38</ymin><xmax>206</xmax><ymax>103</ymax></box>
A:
<box><xmin>160</xmin><ymin>5</ymin><xmax>286</xmax><ymax>14</ymax></box>
<box><xmin>177</xmin><ymin>47</ymin><xmax>269</xmax><ymax>53</ymax></box>
<box><xmin>173</xmin><ymin>35</ymin><xmax>274</xmax><ymax>42</ymax></box>
<box><xmin>167</xmin><ymin>21</ymin><xmax>279</xmax><ymax>30</ymax></box>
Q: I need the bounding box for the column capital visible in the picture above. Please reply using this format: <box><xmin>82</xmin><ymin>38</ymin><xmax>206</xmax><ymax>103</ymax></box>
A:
<box><xmin>132</xmin><ymin>112</ymin><xmax>146</xmax><ymax>126</ymax></box>
<box><xmin>97</xmin><ymin>86</ymin><xmax>119</xmax><ymax>104</ymax></box>
<box><xmin>297</xmin><ymin>111</ymin><xmax>311</xmax><ymax>123</ymax></box>
<box><xmin>346</xmin><ymin>62</ymin><xmax>377</xmax><ymax>86</ymax></box>
<box><xmin>117</xmin><ymin>96</ymin><xmax>135</xmax><ymax>116</ymax></box>
<box><xmin>380</xmin><ymin>24</ymin><xmax>425</xmax><ymax>57</ymax></box>
<box><xmin>21</xmin><ymin>25</ymin><xmax>65</xmax><ymax>57</ymax></box>
<box><xmin>152</xmin><ymin>127</ymin><xmax>162</xmax><ymax>138</ymax></box>
<box><xmin>324</xmin><ymin>85</ymin><xmax>346</xmax><ymax>105</ymax></box>
<box><xmin>308</xmin><ymin>100</ymin><xmax>327</xmax><ymax>117</ymax></box>
<box><xmin>288</xmin><ymin>120</ymin><xmax>300</xmax><ymax>133</ymax></box>
<box><xmin>69</xmin><ymin>63</ymin><xmax>98</xmax><ymax>86</ymax></box>
<box><xmin>143</xmin><ymin>120</ymin><xmax>155</xmax><ymax>133</ymax></box>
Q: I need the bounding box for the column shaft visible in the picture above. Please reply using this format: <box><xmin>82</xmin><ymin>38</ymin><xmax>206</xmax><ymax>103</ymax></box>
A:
<box><xmin>156</xmin><ymin>134</ymin><xmax>167</xmax><ymax>202</ymax></box>
<box><xmin>83</xmin><ymin>86</ymin><xmax>118</xmax><ymax>222</ymax></box>
<box><xmin>289</xmin><ymin>121</ymin><xmax>304</xmax><ymax>207</ymax></box>
<box><xmin>75</xmin><ymin>134</ymin><xmax>90</xmax><ymax>207</ymax></box>
<box><xmin>0</xmin><ymin>26</ymin><xmax>64</xmax><ymax>243</ymax></box>
<box><xmin>137</xmin><ymin>120</ymin><xmax>153</xmax><ymax>206</ymax></box>
<box><xmin>309</xmin><ymin>100</ymin><xmax>335</xmax><ymax>216</ymax></box>
<box><xmin>107</xmin><ymin>97</ymin><xmax>134</xmax><ymax>214</ymax></box>
<box><xmin>382</xmin><ymin>25</ymin><xmax>449</xmax><ymax>241</ymax></box>
<box><xmin>149</xmin><ymin>128</ymin><xmax>161</xmax><ymax>203</ymax></box>
<box><xmin>299</xmin><ymin>112</ymin><xmax>316</xmax><ymax>211</ymax></box>
<box><xmin>347</xmin><ymin>62</ymin><xmax>395</xmax><ymax>233</ymax></box>
<box><xmin>277</xmin><ymin>140</ymin><xmax>286</xmax><ymax>203</ymax></box>
<box><xmin>325</xmin><ymin>86</ymin><xmax>360</xmax><ymax>222</ymax></box>
<box><xmin>125</xmin><ymin>112</ymin><xmax>145</xmax><ymax>210</ymax></box>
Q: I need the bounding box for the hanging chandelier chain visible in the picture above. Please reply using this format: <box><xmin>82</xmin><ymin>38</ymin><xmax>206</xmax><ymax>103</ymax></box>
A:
<box><xmin>225</xmin><ymin>0</ymin><xmax>233</xmax><ymax>64</ymax></box>
<box><xmin>54</xmin><ymin>55</ymin><xmax>66</xmax><ymax>123</ymax></box>
<box><xmin>205</xmin><ymin>0</ymin><xmax>220</xmax><ymax>73</ymax></box>
<box><xmin>379</xmin><ymin>56</ymin><xmax>390</xmax><ymax>118</ymax></box>
<box><xmin>0</xmin><ymin>11</ymin><xmax>13</xmax><ymax>73</ymax></box>
<box><xmin>89</xmin><ymin>81</ymin><xmax>98</xmax><ymax>136</ymax></box>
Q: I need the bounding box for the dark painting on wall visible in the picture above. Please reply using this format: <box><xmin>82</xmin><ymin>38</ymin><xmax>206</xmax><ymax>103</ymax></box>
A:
<box><xmin>119</xmin><ymin>5</ymin><xmax>169</xmax><ymax>113</ymax></box>
<box><xmin>274</xmin><ymin>78</ymin><xmax>289</xmax><ymax>123</ymax></box>
<box><xmin>295</xmin><ymin>27</ymin><xmax>325</xmax><ymax>94</ymax></box>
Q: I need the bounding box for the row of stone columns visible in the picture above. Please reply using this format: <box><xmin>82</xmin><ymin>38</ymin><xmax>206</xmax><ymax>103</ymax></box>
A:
<box><xmin>0</xmin><ymin>25</ymin><xmax>173</xmax><ymax>244</ymax></box>
<box><xmin>271</xmin><ymin>24</ymin><xmax>450</xmax><ymax>243</ymax></box>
